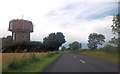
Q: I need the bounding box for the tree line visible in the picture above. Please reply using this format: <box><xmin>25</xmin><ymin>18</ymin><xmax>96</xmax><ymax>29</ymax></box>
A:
<box><xmin>2</xmin><ymin>32</ymin><xmax>66</xmax><ymax>52</ymax></box>
<box><xmin>62</xmin><ymin>13</ymin><xmax>120</xmax><ymax>51</ymax></box>
<box><xmin>2</xmin><ymin>13</ymin><xmax>120</xmax><ymax>52</ymax></box>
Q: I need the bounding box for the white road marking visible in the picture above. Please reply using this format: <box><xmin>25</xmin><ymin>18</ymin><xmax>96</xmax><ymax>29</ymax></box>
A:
<box><xmin>80</xmin><ymin>59</ymin><xmax>85</xmax><ymax>63</ymax></box>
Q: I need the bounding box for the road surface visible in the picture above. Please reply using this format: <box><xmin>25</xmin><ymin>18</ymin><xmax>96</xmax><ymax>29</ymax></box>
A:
<box><xmin>44</xmin><ymin>53</ymin><xmax>118</xmax><ymax>72</ymax></box>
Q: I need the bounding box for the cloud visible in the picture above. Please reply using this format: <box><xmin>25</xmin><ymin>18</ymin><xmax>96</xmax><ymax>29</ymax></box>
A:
<box><xmin>58</xmin><ymin>15</ymin><xmax>114</xmax><ymax>48</ymax></box>
<box><xmin>0</xmin><ymin>0</ymin><xmax>118</xmax><ymax>48</ymax></box>
<box><xmin>47</xmin><ymin>2</ymin><xmax>118</xmax><ymax>20</ymax></box>
<box><xmin>30</xmin><ymin>2</ymin><xmax>117</xmax><ymax>45</ymax></box>
<box><xmin>34</xmin><ymin>16</ymin><xmax>114</xmax><ymax>42</ymax></box>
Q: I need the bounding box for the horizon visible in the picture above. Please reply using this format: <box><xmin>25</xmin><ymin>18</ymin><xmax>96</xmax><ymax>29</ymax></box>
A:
<box><xmin>0</xmin><ymin>0</ymin><xmax>119</xmax><ymax>49</ymax></box>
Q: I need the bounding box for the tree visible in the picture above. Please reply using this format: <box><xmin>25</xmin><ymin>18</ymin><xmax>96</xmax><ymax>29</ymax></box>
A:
<box><xmin>29</xmin><ymin>41</ymin><xmax>43</xmax><ymax>52</ymax></box>
<box><xmin>112</xmin><ymin>14</ymin><xmax>120</xmax><ymax>34</ymax></box>
<box><xmin>111</xmin><ymin>14</ymin><xmax>120</xmax><ymax>48</ymax></box>
<box><xmin>2</xmin><ymin>36</ymin><xmax>13</xmax><ymax>48</ymax></box>
<box><xmin>87</xmin><ymin>33</ymin><xmax>105</xmax><ymax>50</ymax></box>
<box><xmin>43</xmin><ymin>32</ymin><xmax>66</xmax><ymax>51</ymax></box>
<box><xmin>1</xmin><ymin>35</ymin><xmax>44</xmax><ymax>52</ymax></box>
<box><xmin>109</xmin><ymin>37</ymin><xmax>118</xmax><ymax>46</ymax></box>
<box><xmin>61</xmin><ymin>46</ymin><xmax>66</xmax><ymax>51</ymax></box>
<box><xmin>69</xmin><ymin>41</ymin><xmax>82</xmax><ymax>50</ymax></box>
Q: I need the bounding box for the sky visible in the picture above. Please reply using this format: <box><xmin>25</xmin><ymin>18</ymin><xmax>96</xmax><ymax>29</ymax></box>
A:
<box><xmin>0</xmin><ymin>0</ymin><xmax>119</xmax><ymax>48</ymax></box>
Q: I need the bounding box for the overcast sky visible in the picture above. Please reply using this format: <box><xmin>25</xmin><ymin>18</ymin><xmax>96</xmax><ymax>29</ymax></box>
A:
<box><xmin>0</xmin><ymin>0</ymin><xmax>119</xmax><ymax>48</ymax></box>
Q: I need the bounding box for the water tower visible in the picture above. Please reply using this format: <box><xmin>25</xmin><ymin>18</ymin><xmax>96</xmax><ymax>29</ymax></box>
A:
<box><xmin>8</xmin><ymin>19</ymin><xmax>33</xmax><ymax>42</ymax></box>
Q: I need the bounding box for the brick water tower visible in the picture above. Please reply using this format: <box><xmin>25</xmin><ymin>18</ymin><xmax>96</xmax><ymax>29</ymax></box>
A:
<box><xmin>8</xmin><ymin>19</ymin><xmax>33</xmax><ymax>42</ymax></box>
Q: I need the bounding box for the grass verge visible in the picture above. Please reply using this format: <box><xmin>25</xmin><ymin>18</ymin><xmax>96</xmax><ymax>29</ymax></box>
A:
<box><xmin>64</xmin><ymin>50</ymin><xmax>119</xmax><ymax>64</ymax></box>
<box><xmin>3</xmin><ymin>52</ymin><xmax>61</xmax><ymax>72</ymax></box>
<box><xmin>79</xmin><ymin>50</ymin><xmax>118</xmax><ymax>64</ymax></box>
<box><xmin>2</xmin><ymin>53</ymin><xmax>48</xmax><ymax>72</ymax></box>
<box><xmin>2</xmin><ymin>52</ymin><xmax>61</xmax><ymax>72</ymax></box>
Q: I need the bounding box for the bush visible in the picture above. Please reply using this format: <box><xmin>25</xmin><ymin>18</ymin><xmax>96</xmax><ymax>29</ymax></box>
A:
<box><xmin>99</xmin><ymin>44</ymin><xmax>118</xmax><ymax>53</ymax></box>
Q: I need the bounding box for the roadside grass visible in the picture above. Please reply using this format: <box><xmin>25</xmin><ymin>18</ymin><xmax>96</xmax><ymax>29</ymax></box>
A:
<box><xmin>79</xmin><ymin>50</ymin><xmax>118</xmax><ymax>64</ymax></box>
<box><xmin>64</xmin><ymin>48</ymin><xmax>119</xmax><ymax>64</ymax></box>
<box><xmin>2</xmin><ymin>52</ymin><xmax>61</xmax><ymax>72</ymax></box>
<box><xmin>15</xmin><ymin>52</ymin><xmax>61</xmax><ymax>72</ymax></box>
<box><xmin>64</xmin><ymin>50</ymin><xmax>73</xmax><ymax>53</ymax></box>
<box><xmin>2</xmin><ymin>52</ymin><xmax>48</xmax><ymax>72</ymax></box>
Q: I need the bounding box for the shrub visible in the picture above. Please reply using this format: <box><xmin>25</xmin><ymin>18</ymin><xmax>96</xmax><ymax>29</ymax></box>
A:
<box><xmin>100</xmin><ymin>44</ymin><xmax>118</xmax><ymax>53</ymax></box>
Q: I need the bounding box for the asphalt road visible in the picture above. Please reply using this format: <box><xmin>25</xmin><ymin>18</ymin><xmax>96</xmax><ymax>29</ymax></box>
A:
<box><xmin>44</xmin><ymin>53</ymin><xmax>118</xmax><ymax>72</ymax></box>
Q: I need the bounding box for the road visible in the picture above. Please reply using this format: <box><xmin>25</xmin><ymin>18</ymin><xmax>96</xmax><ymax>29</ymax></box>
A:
<box><xmin>44</xmin><ymin>53</ymin><xmax>118</xmax><ymax>72</ymax></box>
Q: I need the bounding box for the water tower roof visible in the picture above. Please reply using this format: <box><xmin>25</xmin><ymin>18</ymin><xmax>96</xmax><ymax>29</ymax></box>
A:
<box><xmin>9</xmin><ymin>19</ymin><xmax>33</xmax><ymax>32</ymax></box>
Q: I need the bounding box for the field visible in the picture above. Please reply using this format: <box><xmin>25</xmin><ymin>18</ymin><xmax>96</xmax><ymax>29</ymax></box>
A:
<box><xmin>2</xmin><ymin>52</ymin><xmax>61</xmax><ymax>72</ymax></box>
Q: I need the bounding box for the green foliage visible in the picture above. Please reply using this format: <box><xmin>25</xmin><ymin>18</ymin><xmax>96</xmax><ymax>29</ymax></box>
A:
<box><xmin>61</xmin><ymin>46</ymin><xmax>66</xmax><ymax>51</ymax></box>
<box><xmin>6</xmin><ymin>52</ymin><xmax>61</xmax><ymax>72</ymax></box>
<box><xmin>29</xmin><ymin>53</ymin><xmax>39</xmax><ymax>63</ymax></box>
<box><xmin>43</xmin><ymin>32</ymin><xmax>66</xmax><ymax>51</ymax></box>
<box><xmin>81</xmin><ymin>50</ymin><xmax>118</xmax><ymax>64</ymax></box>
<box><xmin>66</xmin><ymin>46</ymin><xmax>118</xmax><ymax>64</ymax></box>
<box><xmin>2</xmin><ymin>41</ymin><xmax>43</xmax><ymax>52</ymax></box>
<box><xmin>109</xmin><ymin>37</ymin><xmax>118</xmax><ymax>46</ymax></box>
<box><xmin>2</xmin><ymin>32</ymin><xmax>66</xmax><ymax>52</ymax></box>
<box><xmin>8</xmin><ymin>61</ymin><xmax>22</xmax><ymax>70</ymax></box>
<box><xmin>100</xmin><ymin>44</ymin><xmax>118</xmax><ymax>54</ymax></box>
<box><xmin>47</xmin><ymin>52</ymin><xmax>55</xmax><ymax>57</ymax></box>
<box><xmin>2</xmin><ymin>36</ymin><xmax>13</xmax><ymax>48</ymax></box>
<box><xmin>111</xmin><ymin>14</ymin><xmax>120</xmax><ymax>34</ymax></box>
<box><xmin>111</xmin><ymin>14</ymin><xmax>120</xmax><ymax>49</ymax></box>
<box><xmin>103</xmin><ymin>45</ymin><xmax>114</xmax><ymax>49</ymax></box>
<box><xmin>69</xmin><ymin>41</ymin><xmax>82</xmax><ymax>50</ymax></box>
<box><xmin>8</xmin><ymin>53</ymin><xmax>39</xmax><ymax>70</ymax></box>
<box><xmin>87</xmin><ymin>33</ymin><xmax>105</xmax><ymax>50</ymax></box>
